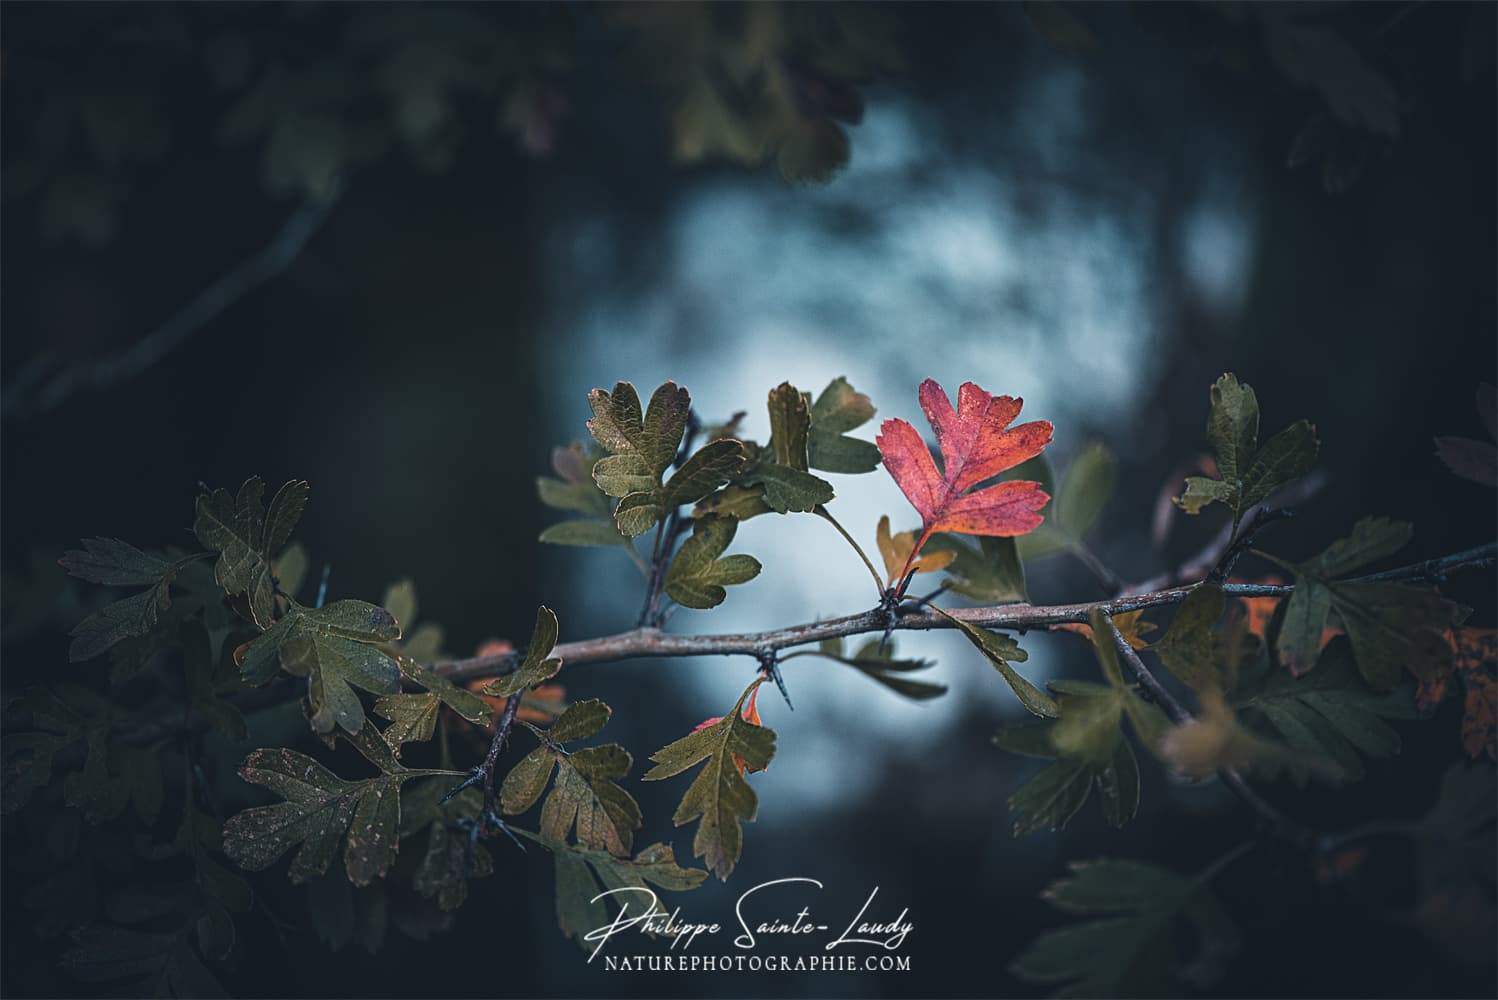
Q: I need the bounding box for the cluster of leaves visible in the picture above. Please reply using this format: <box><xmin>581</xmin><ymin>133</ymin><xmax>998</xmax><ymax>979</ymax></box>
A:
<box><xmin>4</xmin><ymin>369</ymin><xmax>1493</xmax><ymax>997</ymax></box>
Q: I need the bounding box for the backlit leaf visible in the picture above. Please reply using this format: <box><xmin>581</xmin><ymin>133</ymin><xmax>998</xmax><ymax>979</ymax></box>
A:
<box><xmin>643</xmin><ymin>680</ymin><xmax>777</xmax><ymax>879</ymax></box>
<box><xmin>877</xmin><ymin>380</ymin><xmax>1053</xmax><ymax>578</ymax></box>
<box><xmin>876</xmin><ymin>516</ymin><xmax>957</xmax><ymax>588</ymax></box>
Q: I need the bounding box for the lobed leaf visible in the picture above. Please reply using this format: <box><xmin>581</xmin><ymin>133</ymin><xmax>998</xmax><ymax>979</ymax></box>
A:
<box><xmin>664</xmin><ymin>516</ymin><xmax>761</xmax><ymax>610</ymax></box>
<box><xmin>194</xmin><ymin>477</ymin><xmax>310</xmax><ymax>626</ymax></box>
<box><xmin>643</xmin><ymin>681</ymin><xmax>776</xmax><ymax>879</ymax></box>
<box><xmin>806</xmin><ymin>376</ymin><xmax>881</xmax><ymax>473</ymax></box>
<box><xmin>483</xmin><ymin>606</ymin><xmax>563</xmax><ymax>698</ymax></box>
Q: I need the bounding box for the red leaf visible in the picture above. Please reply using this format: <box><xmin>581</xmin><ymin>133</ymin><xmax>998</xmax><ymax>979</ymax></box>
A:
<box><xmin>876</xmin><ymin>379</ymin><xmax>1052</xmax><ymax>583</ymax></box>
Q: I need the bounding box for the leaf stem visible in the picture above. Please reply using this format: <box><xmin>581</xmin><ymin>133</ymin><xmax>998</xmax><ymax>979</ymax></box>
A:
<box><xmin>814</xmin><ymin>506</ymin><xmax>885</xmax><ymax>593</ymax></box>
<box><xmin>1068</xmin><ymin>542</ymin><xmax>1124</xmax><ymax>596</ymax></box>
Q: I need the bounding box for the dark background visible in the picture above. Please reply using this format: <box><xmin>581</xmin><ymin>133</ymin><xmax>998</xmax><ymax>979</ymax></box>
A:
<box><xmin>2</xmin><ymin>2</ymin><xmax>1494</xmax><ymax>997</ymax></box>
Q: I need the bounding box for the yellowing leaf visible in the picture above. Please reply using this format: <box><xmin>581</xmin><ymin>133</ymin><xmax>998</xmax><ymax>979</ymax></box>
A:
<box><xmin>875</xmin><ymin>515</ymin><xmax>956</xmax><ymax>588</ymax></box>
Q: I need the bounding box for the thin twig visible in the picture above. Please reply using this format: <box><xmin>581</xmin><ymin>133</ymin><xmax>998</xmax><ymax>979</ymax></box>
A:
<box><xmin>1207</xmin><ymin>506</ymin><xmax>1295</xmax><ymax>583</ymax></box>
<box><xmin>3</xmin><ymin>188</ymin><xmax>342</xmax><ymax>421</ymax></box>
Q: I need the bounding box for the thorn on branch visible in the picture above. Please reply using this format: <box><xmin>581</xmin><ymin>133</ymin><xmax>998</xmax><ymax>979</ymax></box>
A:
<box><xmin>758</xmin><ymin>650</ymin><xmax>793</xmax><ymax>710</ymax></box>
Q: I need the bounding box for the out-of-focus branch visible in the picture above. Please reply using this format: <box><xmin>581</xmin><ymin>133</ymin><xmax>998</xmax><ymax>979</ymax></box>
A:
<box><xmin>3</xmin><ymin>188</ymin><xmax>342</xmax><ymax>422</ymax></box>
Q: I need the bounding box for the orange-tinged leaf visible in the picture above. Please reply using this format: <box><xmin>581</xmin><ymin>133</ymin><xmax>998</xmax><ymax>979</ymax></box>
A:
<box><xmin>1232</xmin><ymin>574</ymin><xmax>1341</xmax><ymax>665</ymax></box>
<box><xmin>1420</xmin><ymin>628</ymin><xmax>1497</xmax><ymax>760</ymax></box>
<box><xmin>1051</xmin><ymin>610</ymin><xmax>1156</xmax><ymax>650</ymax></box>
<box><xmin>1463</xmin><ymin>671</ymin><xmax>1496</xmax><ymax>760</ymax></box>
<box><xmin>875</xmin><ymin>515</ymin><xmax>957</xmax><ymax>587</ymax></box>
<box><xmin>689</xmin><ymin>684</ymin><xmax>766</xmax><ymax>775</ymax></box>
<box><xmin>876</xmin><ymin>379</ymin><xmax>1052</xmax><ymax>584</ymax></box>
<box><xmin>464</xmin><ymin>676</ymin><xmax>567</xmax><ymax>726</ymax></box>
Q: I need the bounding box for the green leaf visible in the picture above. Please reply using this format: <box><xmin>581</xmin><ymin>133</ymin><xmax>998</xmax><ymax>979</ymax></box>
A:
<box><xmin>1204</xmin><ymin>371</ymin><xmax>1259</xmax><ymax>486</ymax></box>
<box><xmin>1049</xmin><ymin>682</ymin><xmax>1126</xmax><ymax>763</ymax></box>
<box><xmin>58</xmin><ymin>538</ymin><xmax>174</xmax><ymax>586</ymax></box>
<box><xmin>393</xmin><ymin>659</ymin><xmax>489</xmax><ymax>725</ymax></box>
<box><xmin>399</xmin><ymin>780</ymin><xmax>494</xmax><ymax>913</ymax></box>
<box><xmin>482</xmin><ymin>606</ymin><xmax>562</xmax><ymax>698</ymax></box>
<box><xmin>540</xmin><ymin>745</ymin><xmax>641</xmax><ymax>857</ymax></box>
<box><xmin>1276</xmin><ymin>578</ymin><xmax>1332</xmax><ymax>678</ymax></box>
<box><xmin>61</xmin><ymin>545</ymin><xmax>206</xmax><ymax>662</ymax></box>
<box><xmin>742</xmin><ymin>463</ymin><xmax>835</xmax><ymax>514</ymax></box>
<box><xmin>935</xmin><ymin>607</ymin><xmax>1057</xmax><ymax>716</ymax></box>
<box><xmin>1011</xmin><ymin>857</ymin><xmax>1240</xmax><ymax>996</ymax></box>
<box><xmin>548</xmin><ymin>699</ymin><xmax>612</xmax><ymax>743</ymax></box>
<box><xmin>1097</xmin><ymin>738</ymin><xmax>1141</xmax><ymax>828</ymax></box>
<box><xmin>1017</xmin><ymin>449</ymin><xmax>1111</xmax><ymax>560</ymax></box>
<box><xmin>806</xmin><ymin>376</ymin><xmax>881</xmax><ymax>473</ymax></box>
<box><xmin>730</xmin><ymin>383</ymin><xmax>836</xmax><ymax>513</ymax></box>
<box><xmin>194</xmin><ymin>477</ymin><xmax>310</xmax><ymax>626</ymax></box>
<box><xmin>1240</xmin><ymin>421</ymin><xmax>1318</xmax><ymax>510</ymax></box>
<box><xmin>1173</xmin><ymin>373</ymin><xmax>1318</xmax><ymax>528</ymax></box>
<box><xmin>222</xmin><ymin>729</ymin><xmax>456</xmax><ymax>887</ymax></box>
<box><xmin>1056</xmin><ymin>443</ymin><xmax>1116</xmax><ymax>540</ymax></box>
<box><xmin>811</xmin><ymin>637</ymin><xmax>947</xmax><ymax>701</ymax></box>
<box><xmin>1328</xmin><ymin>582</ymin><xmax>1455</xmax><ymax>690</ymax></box>
<box><xmin>1009</xmin><ymin>757</ymin><xmax>1094</xmax><ymax>835</ymax></box>
<box><xmin>1151</xmin><ymin>584</ymin><xmax>1226</xmax><ymax>691</ymax></box>
<box><xmin>234</xmin><ymin>600</ymin><xmax>401</xmax><ymax>735</ymax></box>
<box><xmin>1271</xmin><ymin>519</ymin><xmax>1450</xmax><ymax>686</ymax></box>
<box><xmin>767</xmin><ymin>381</ymin><xmax>814</xmax><ymax>472</ymax></box>
<box><xmin>927</xmin><ymin>534</ymin><xmax>1027</xmax><ymax>603</ymax></box>
<box><xmin>694</xmin><ymin>485</ymin><xmax>775</xmax><ymax>521</ymax></box>
<box><xmin>371</xmin><ymin>694</ymin><xmax>439</xmax><ymax>755</ymax></box>
<box><xmin>662</xmin><ymin>439</ymin><xmax>749</xmax><ymax>508</ymax></box>
<box><xmin>539</xmin><ymin>519</ymin><xmax>629</xmax><ymax>547</ymax></box>
<box><xmin>1235</xmin><ymin>647</ymin><xmax>1414</xmax><ymax>784</ymax></box>
<box><xmin>588</xmin><ymin>381</ymin><xmax>690</xmax><ymax>495</ymax></box>
<box><xmin>1302</xmin><ymin>516</ymin><xmax>1413</xmax><ymax>577</ymax></box>
<box><xmin>500</xmin><ymin>699</ymin><xmax>640</xmax><ymax>856</ymax></box>
<box><xmin>643</xmin><ymin>681</ymin><xmax>777</xmax><ymax>879</ymax></box>
<box><xmin>273</xmin><ymin>543</ymin><xmax>309</xmax><ymax>601</ymax></box>
<box><xmin>513</xmin><ymin>831</ymin><xmax>708</xmax><ymax>944</ymax></box>
<box><xmin>664</xmin><ymin>516</ymin><xmax>761</xmax><ymax>610</ymax></box>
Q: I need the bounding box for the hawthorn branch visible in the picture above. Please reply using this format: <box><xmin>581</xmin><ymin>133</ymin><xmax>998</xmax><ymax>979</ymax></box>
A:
<box><xmin>427</xmin><ymin>542</ymin><xmax>1497</xmax><ymax>684</ymax></box>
